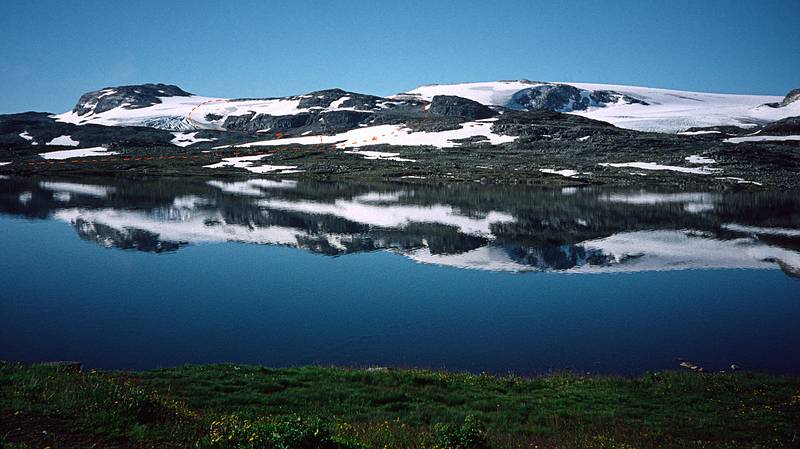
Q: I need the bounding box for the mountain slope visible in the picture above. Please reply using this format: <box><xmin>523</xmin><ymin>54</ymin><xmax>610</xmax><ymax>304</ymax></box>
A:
<box><xmin>53</xmin><ymin>85</ymin><xmax>425</xmax><ymax>133</ymax></box>
<box><xmin>44</xmin><ymin>80</ymin><xmax>800</xmax><ymax>135</ymax></box>
<box><xmin>402</xmin><ymin>80</ymin><xmax>799</xmax><ymax>132</ymax></box>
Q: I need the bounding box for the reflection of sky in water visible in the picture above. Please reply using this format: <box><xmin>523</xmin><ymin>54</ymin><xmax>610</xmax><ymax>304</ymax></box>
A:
<box><xmin>1</xmin><ymin>177</ymin><xmax>799</xmax><ymax>374</ymax></box>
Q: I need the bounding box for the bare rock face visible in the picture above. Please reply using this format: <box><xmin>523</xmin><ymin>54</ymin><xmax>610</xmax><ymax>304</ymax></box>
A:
<box><xmin>72</xmin><ymin>84</ymin><xmax>192</xmax><ymax>116</ymax></box>
<box><xmin>780</xmin><ymin>89</ymin><xmax>800</xmax><ymax>107</ymax></box>
<box><xmin>428</xmin><ymin>95</ymin><xmax>497</xmax><ymax>120</ymax></box>
<box><xmin>761</xmin><ymin>116</ymin><xmax>800</xmax><ymax>135</ymax></box>
<box><xmin>509</xmin><ymin>84</ymin><xmax>647</xmax><ymax>112</ymax></box>
<box><xmin>762</xmin><ymin>88</ymin><xmax>800</xmax><ymax>108</ymax></box>
<box><xmin>298</xmin><ymin>88</ymin><xmax>385</xmax><ymax>110</ymax></box>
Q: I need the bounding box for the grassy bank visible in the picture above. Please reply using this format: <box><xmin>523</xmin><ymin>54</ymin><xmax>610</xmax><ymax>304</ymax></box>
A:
<box><xmin>1</xmin><ymin>362</ymin><xmax>798</xmax><ymax>448</ymax></box>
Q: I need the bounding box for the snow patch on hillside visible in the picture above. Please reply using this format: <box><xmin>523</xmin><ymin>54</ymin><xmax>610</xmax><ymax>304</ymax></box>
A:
<box><xmin>344</xmin><ymin>151</ymin><xmax>416</xmax><ymax>162</ymax></box>
<box><xmin>171</xmin><ymin>132</ymin><xmax>214</xmax><ymax>147</ymax></box>
<box><xmin>685</xmin><ymin>155</ymin><xmax>716</xmax><ymax>164</ymax></box>
<box><xmin>540</xmin><ymin>168</ymin><xmax>580</xmax><ymax>178</ymax></box>
<box><xmin>40</xmin><ymin>147</ymin><xmax>118</xmax><ymax>160</ymax></box>
<box><xmin>203</xmin><ymin>154</ymin><xmax>299</xmax><ymax>174</ymax></box>
<box><xmin>599</xmin><ymin>162</ymin><xmax>722</xmax><ymax>175</ymax></box>
<box><xmin>46</xmin><ymin>135</ymin><xmax>80</xmax><ymax>146</ymax></box>
<box><xmin>233</xmin><ymin>120</ymin><xmax>516</xmax><ymax>149</ymax></box>
<box><xmin>724</xmin><ymin>135</ymin><xmax>800</xmax><ymax>144</ymax></box>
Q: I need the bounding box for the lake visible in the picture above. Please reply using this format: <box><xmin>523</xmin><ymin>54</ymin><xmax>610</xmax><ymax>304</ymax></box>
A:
<box><xmin>1</xmin><ymin>176</ymin><xmax>798</xmax><ymax>375</ymax></box>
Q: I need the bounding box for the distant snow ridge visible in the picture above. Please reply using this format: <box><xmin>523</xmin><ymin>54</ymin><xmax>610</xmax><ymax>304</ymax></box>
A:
<box><xmin>52</xmin><ymin>80</ymin><xmax>800</xmax><ymax>135</ymax></box>
<box><xmin>404</xmin><ymin>81</ymin><xmax>798</xmax><ymax>133</ymax></box>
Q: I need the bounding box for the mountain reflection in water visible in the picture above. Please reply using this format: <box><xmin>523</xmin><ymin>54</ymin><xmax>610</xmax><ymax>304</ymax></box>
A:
<box><xmin>2</xmin><ymin>176</ymin><xmax>799</xmax><ymax>277</ymax></box>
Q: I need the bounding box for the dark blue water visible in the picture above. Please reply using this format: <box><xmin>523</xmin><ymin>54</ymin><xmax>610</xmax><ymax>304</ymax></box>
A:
<box><xmin>1</xmin><ymin>177</ymin><xmax>799</xmax><ymax>374</ymax></box>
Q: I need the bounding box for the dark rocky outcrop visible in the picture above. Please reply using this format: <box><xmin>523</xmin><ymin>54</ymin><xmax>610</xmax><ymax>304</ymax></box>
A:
<box><xmin>298</xmin><ymin>89</ymin><xmax>385</xmax><ymax>111</ymax></box>
<box><xmin>762</xmin><ymin>88</ymin><xmax>800</xmax><ymax>108</ymax></box>
<box><xmin>429</xmin><ymin>95</ymin><xmax>497</xmax><ymax>120</ymax></box>
<box><xmin>317</xmin><ymin>110</ymin><xmax>373</xmax><ymax>132</ymax></box>
<box><xmin>223</xmin><ymin>112</ymin><xmax>311</xmax><ymax>133</ymax></box>
<box><xmin>781</xmin><ymin>89</ymin><xmax>800</xmax><ymax>107</ymax></box>
<box><xmin>491</xmin><ymin>109</ymin><xmax>621</xmax><ymax>138</ymax></box>
<box><xmin>72</xmin><ymin>83</ymin><xmax>191</xmax><ymax>116</ymax></box>
<box><xmin>509</xmin><ymin>84</ymin><xmax>647</xmax><ymax>112</ymax></box>
<box><xmin>221</xmin><ymin>109</ymin><xmax>374</xmax><ymax>134</ymax></box>
<box><xmin>683</xmin><ymin>125</ymin><xmax>754</xmax><ymax>135</ymax></box>
<box><xmin>761</xmin><ymin>116</ymin><xmax>800</xmax><ymax>135</ymax></box>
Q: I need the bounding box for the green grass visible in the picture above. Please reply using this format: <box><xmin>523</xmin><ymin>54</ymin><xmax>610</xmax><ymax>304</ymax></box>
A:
<box><xmin>1</xmin><ymin>362</ymin><xmax>798</xmax><ymax>448</ymax></box>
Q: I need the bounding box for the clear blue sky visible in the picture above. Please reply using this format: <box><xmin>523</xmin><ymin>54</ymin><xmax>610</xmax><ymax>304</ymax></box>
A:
<box><xmin>1</xmin><ymin>0</ymin><xmax>797</xmax><ymax>113</ymax></box>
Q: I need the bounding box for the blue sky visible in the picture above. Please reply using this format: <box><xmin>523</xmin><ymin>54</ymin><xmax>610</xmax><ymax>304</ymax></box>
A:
<box><xmin>1</xmin><ymin>0</ymin><xmax>797</xmax><ymax>113</ymax></box>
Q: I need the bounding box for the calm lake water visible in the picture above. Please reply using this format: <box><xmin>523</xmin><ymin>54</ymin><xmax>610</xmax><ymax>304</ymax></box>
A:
<box><xmin>1</xmin><ymin>176</ymin><xmax>798</xmax><ymax>375</ymax></box>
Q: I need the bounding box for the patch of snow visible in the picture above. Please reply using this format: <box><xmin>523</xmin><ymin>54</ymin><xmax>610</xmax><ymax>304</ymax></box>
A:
<box><xmin>345</xmin><ymin>150</ymin><xmax>416</xmax><ymax>162</ymax></box>
<box><xmin>39</xmin><ymin>146</ymin><xmax>118</xmax><ymax>160</ymax></box>
<box><xmin>540</xmin><ymin>168</ymin><xmax>579</xmax><ymax>178</ymax></box>
<box><xmin>96</xmin><ymin>89</ymin><xmax>117</xmax><ymax>99</ymax></box>
<box><xmin>576</xmin><ymin>136</ymin><xmax>591</xmax><ymax>141</ymax></box>
<box><xmin>724</xmin><ymin>135</ymin><xmax>800</xmax><ymax>144</ymax></box>
<box><xmin>232</xmin><ymin>121</ymin><xmax>517</xmax><ymax>150</ymax></box>
<box><xmin>598</xmin><ymin>162</ymin><xmax>721</xmax><ymax>175</ymax></box>
<box><xmin>19</xmin><ymin>131</ymin><xmax>34</xmax><ymax>141</ymax></box>
<box><xmin>202</xmin><ymin>154</ymin><xmax>296</xmax><ymax>174</ymax></box>
<box><xmin>171</xmin><ymin>131</ymin><xmax>214</xmax><ymax>147</ymax></box>
<box><xmin>46</xmin><ymin>135</ymin><xmax>80</xmax><ymax>146</ymax></box>
<box><xmin>685</xmin><ymin>155</ymin><xmax>716</xmax><ymax>164</ymax></box>
<box><xmin>0</xmin><ymin>162</ymin><xmax>11</xmax><ymax>167</ymax></box>
<box><xmin>714</xmin><ymin>177</ymin><xmax>763</xmax><ymax>186</ymax></box>
<box><xmin>328</xmin><ymin>96</ymin><xmax>350</xmax><ymax>109</ymax></box>
<box><xmin>677</xmin><ymin>130</ymin><xmax>722</xmax><ymax>135</ymax></box>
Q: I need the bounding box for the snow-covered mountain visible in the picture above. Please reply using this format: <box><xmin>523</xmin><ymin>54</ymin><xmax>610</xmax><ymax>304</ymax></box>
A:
<box><xmin>402</xmin><ymin>80</ymin><xmax>800</xmax><ymax>132</ymax></box>
<box><xmin>54</xmin><ymin>84</ymin><xmax>419</xmax><ymax>132</ymax></box>
<box><xmin>48</xmin><ymin>80</ymin><xmax>800</xmax><ymax>135</ymax></box>
<box><xmin>2</xmin><ymin>80</ymin><xmax>798</xmax><ymax>158</ymax></box>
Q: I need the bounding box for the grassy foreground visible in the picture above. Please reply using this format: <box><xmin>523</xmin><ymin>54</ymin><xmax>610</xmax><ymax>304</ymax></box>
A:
<box><xmin>1</xmin><ymin>362</ymin><xmax>799</xmax><ymax>449</ymax></box>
